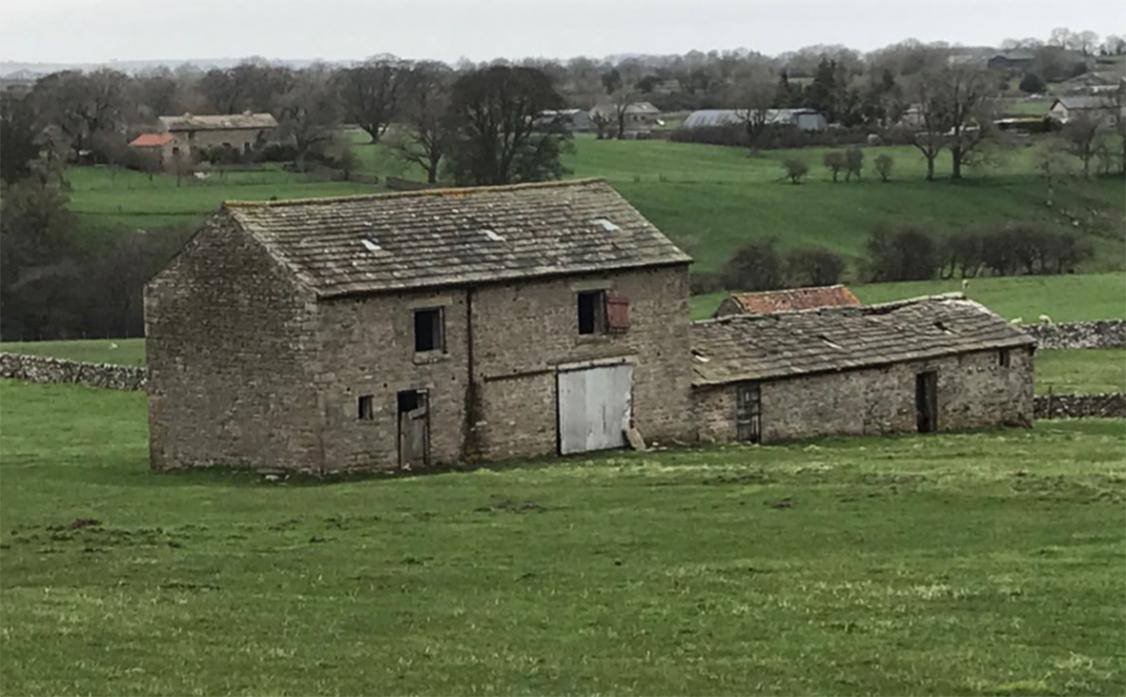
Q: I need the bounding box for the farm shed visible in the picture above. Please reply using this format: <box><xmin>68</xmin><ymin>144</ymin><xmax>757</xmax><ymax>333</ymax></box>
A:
<box><xmin>713</xmin><ymin>285</ymin><xmax>860</xmax><ymax>318</ymax></box>
<box><xmin>683</xmin><ymin>109</ymin><xmax>828</xmax><ymax>131</ymax></box>
<box><xmin>692</xmin><ymin>295</ymin><xmax>1035</xmax><ymax>444</ymax></box>
<box><xmin>145</xmin><ymin>178</ymin><xmax>694</xmax><ymax>474</ymax></box>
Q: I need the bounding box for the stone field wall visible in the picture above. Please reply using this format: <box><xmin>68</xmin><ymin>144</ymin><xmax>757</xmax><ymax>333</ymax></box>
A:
<box><xmin>1022</xmin><ymin>321</ymin><xmax>1126</xmax><ymax>350</ymax></box>
<box><xmin>0</xmin><ymin>352</ymin><xmax>147</xmax><ymax>391</ymax></box>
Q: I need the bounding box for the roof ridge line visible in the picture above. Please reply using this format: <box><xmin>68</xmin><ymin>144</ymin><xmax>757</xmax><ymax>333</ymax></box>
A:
<box><xmin>223</xmin><ymin>177</ymin><xmax>610</xmax><ymax>208</ymax></box>
<box><xmin>693</xmin><ymin>292</ymin><xmax>969</xmax><ymax>326</ymax></box>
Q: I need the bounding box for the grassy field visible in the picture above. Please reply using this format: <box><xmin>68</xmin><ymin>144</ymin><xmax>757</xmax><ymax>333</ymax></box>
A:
<box><xmin>69</xmin><ymin>134</ymin><xmax>1125</xmax><ymax>278</ymax></box>
<box><xmin>0</xmin><ymin>337</ymin><xmax>146</xmax><ymax>366</ymax></box>
<box><xmin>67</xmin><ymin>164</ymin><xmax>375</xmax><ymax>237</ymax></box>
<box><xmin>1037</xmin><ymin>349</ymin><xmax>1126</xmax><ymax>394</ymax></box>
<box><xmin>1</xmin><ymin>379</ymin><xmax>1124</xmax><ymax>695</ymax></box>
<box><xmin>689</xmin><ymin>271</ymin><xmax>1126</xmax><ymax>321</ymax></box>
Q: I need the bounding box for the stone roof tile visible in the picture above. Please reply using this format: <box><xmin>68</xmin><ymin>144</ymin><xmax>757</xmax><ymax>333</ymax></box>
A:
<box><xmin>224</xmin><ymin>178</ymin><xmax>691</xmax><ymax>297</ymax></box>
<box><xmin>692</xmin><ymin>294</ymin><xmax>1035</xmax><ymax>385</ymax></box>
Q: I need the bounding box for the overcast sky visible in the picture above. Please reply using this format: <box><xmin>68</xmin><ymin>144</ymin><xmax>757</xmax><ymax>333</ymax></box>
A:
<box><xmin>4</xmin><ymin>0</ymin><xmax>1124</xmax><ymax>65</ymax></box>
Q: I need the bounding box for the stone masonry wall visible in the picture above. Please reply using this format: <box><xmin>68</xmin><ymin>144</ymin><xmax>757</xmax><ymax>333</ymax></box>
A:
<box><xmin>144</xmin><ymin>213</ymin><xmax>325</xmax><ymax>474</ymax></box>
<box><xmin>1034</xmin><ymin>393</ymin><xmax>1126</xmax><ymax>418</ymax></box>
<box><xmin>1021</xmin><ymin>320</ymin><xmax>1126</xmax><ymax>349</ymax></box>
<box><xmin>313</xmin><ymin>264</ymin><xmax>694</xmax><ymax>473</ymax></box>
<box><xmin>0</xmin><ymin>352</ymin><xmax>147</xmax><ymax>391</ymax></box>
<box><xmin>696</xmin><ymin>346</ymin><xmax>1035</xmax><ymax>444</ymax></box>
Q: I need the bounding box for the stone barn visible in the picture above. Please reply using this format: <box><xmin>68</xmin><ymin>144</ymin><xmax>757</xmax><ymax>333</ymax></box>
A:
<box><xmin>692</xmin><ymin>295</ymin><xmax>1035</xmax><ymax>444</ymax></box>
<box><xmin>145</xmin><ymin>179</ymin><xmax>694</xmax><ymax>474</ymax></box>
<box><xmin>712</xmin><ymin>285</ymin><xmax>860</xmax><ymax>318</ymax></box>
<box><xmin>157</xmin><ymin>112</ymin><xmax>278</xmax><ymax>162</ymax></box>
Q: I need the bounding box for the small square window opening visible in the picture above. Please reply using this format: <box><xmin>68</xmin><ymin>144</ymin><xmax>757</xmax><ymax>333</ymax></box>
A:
<box><xmin>577</xmin><ymin>290</ymin><xmax>607</xmax><ymax>335</ymax></box>
<box><xmin>358</xmin><ymin>395</ymin><xmax>374</xmax><ymax>420</ymax></box>
<box><xmin>998</xmin><ymin>349</ymin><xmax>1011</xmax><ymax>367</ymax></box>
<box><xmin>414</xmin><ymin>308</ymin><xmax>445</xmax><ymax>353</ymax></box>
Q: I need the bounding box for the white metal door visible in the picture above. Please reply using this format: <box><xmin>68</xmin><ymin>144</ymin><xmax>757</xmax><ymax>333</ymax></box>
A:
<box><xmin>557</xmin><ymin>364</ymin><xmax>633</xmax><ymax>455</ymax></box>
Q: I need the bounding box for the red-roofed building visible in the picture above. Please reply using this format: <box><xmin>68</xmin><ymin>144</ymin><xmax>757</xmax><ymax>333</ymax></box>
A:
<box><xmin>128</xmin><ymin>133</ymin><xmax>179</xmax><ymax>167</ymax></box>
<box><xmin>713</xmin><ymin>285</ymin><xmax>861</xmax><ymax>318</ymax></box>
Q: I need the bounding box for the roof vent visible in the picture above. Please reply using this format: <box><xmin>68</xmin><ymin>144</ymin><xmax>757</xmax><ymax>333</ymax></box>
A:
<box><xmin>480</xmin><ymin>228</ymin><xmax>505</xmax><ymax>242</ymax></box>
<box><xmin>592</xmin><ymin>218</ymin><xmax>620</xmax><ymax>232</ymax></box>
<box><xmin>359</xmin><ymin>238</ymin><xmax>381</xmax><ymax>253</ymax></box>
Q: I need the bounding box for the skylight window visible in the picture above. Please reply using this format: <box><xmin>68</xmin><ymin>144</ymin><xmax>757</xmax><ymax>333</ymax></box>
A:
<box><xmin>360</xmin><ymin>238</ymin><xmax>381</xmax><ymax>253</ymax></box>
<box><xmin>592</xmin><ymin>218</ymin><xmax>620</xmax><ymax>232</ymax></box>
<box><xmin>481</xmin><ymin>229</ymin><xmax>505</xmax><ymax>242</ymax></box>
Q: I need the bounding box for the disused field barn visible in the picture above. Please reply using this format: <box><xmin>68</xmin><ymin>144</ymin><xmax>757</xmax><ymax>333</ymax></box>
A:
<box><xmin>713</xmin><ymin>284</ymin><xmax>860</xmax><ymax>317</ymax></box>
<box><xmin>691</xmin><ymin>296</ymin><xmax>1036</xmax><ymax>444</ymax></box>
<box><xmin>145</xmin><ymin>179</ymin><xmax>694</xmax><ymax>474</ymax></box>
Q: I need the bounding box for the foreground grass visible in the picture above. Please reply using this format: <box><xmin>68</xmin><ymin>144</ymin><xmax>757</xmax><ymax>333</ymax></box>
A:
<box><xmin>1</xmin><ymin>380</ymin><xmax>1124</xmax><ymax>695</ymax></box>
<box><xmin>1037</xmin><ymin>349</ymin><xmax>1126</xmax><ymax>394</ymax></box>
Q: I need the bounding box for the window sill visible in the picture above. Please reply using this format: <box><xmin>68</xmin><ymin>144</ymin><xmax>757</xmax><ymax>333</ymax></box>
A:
<box><xmin>413</xmin><ymin>351</ymin><xmax>450</xmax><ymax>365</ymax></box>
<box><xmin>576</xmin><ymin>334</ymin><xmax>613</xmax><ymax>345</ymax></box>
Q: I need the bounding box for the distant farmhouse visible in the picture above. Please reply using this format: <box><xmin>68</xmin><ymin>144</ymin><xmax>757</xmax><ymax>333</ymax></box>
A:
<box><xmin>146</xmin><ymin>181</ymin><xmax>1036</xmax><ymax>474</ymax></box>
<box><xmin>535</xmin><ymin>108</ymin><xmax>592</xmax><ymax>133</ymax></box>
<box><xmin>129</xmin><ymin>112</ymin><xmax>278</xmax><ymax>165</ymax></box>
<box><xmin>683</xmin><ymin>109</ymin><xmax>828</xmax><ymax>132</ymax></box>
<box><xmin>1047</xmin><ymin>95</ymin><xmax>1117</xmax><ymax>125</ymax></box>
<box><xmin>589</xmin><ymin>101</ymin><xmax>662</xmax><ymax>132</ymax></box>
<box><xmin>126</xmin><ymin>133</ymin><xmax>176</xmax><ymax>167</ymax></box>
<box><xmin>692</xmin><ymin>297</ymin><xmax>1035</xmax><ymax>444</ymax></box>
<box><xmin>713</xmin><ymin>285</ymin><xmax>860</xmax><ymax>318</ymax></box>
<box><xmin>986</xmin><ymin>51</ymin><xmax>1035</xmax><ymax>72</ymax></box>
<box><xmin>146</xmin><ymin>179</ymin><xmax>694</xmax><ymax>474</ymax></box>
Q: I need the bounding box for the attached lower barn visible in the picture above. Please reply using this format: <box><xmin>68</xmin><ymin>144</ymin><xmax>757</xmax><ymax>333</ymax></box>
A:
<box><xmin>691</xmin><ymin>295</ymin><xmax>1035</xmax><ymax>444</ymax></box>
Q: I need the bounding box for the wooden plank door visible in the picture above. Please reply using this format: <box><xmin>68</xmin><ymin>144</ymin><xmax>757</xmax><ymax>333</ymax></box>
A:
<box><xmin>915</xmin><ymin>372</ymin><xmax>937</xmax><ymax>433</ymax></box>
<box><xmin>398</xmin><ymin>392</ymin><xmax>430</xmax><ymax>469</ymax></box>
<box><xmin>557</xmin><ymin>364</ymin><xmax>633</xmax><ymax>455</ymax></box>
<box><xmin>736</xmin><ymin>382</ymin><xmax>761</xmax><ymax>443</ymax></box>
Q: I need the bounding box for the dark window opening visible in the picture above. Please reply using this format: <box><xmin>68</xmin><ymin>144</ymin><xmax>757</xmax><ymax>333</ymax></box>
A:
<box><xmin>398</xmin><ymin>389</ymin><xmax>422</xmax><ymax>413</ymax></box>
<box><xmin>414</xmin><ymin>307</ymin><xmax>445</xmax><ymax>353</ymax></box>
<box><xmin>577</xmin><ymin>290</ymin><xmax>607</xmax><ymax>335</ymax></box>
<box><xmin>915</xmin><ymin>371</ymin><xmax>938</xmax><ymax>433</ymax></box>
<box><xmin>998</xmin><ymin>349</ymin><xmax>1011</xmax><ymax>367</ymax></box>
<box><xmin>357</xmin><ymin>395</ymin><xmax>374</xmax><ymax>420</ymax></box>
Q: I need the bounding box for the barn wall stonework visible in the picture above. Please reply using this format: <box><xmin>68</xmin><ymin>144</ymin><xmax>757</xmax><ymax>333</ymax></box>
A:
<box><xmin>695</xmin><ymin>347</ymin><xmax>1034</xmax><ymax>444</ymax></box>
<box><xmin>145</xmin><ymin>215</ymin><xmax>324</xmax><ymax>473</ymax></box>
<box><xmin>312</xmin><ymin>264</ymin><xmax>694</xmax><ymax>472</ymax></box>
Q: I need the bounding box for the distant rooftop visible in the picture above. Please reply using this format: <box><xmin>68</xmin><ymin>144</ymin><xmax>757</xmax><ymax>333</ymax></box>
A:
<box><xmin>715</xmin><ymin>285</ymin><xmax>860</xmax><ymax>317</ymax></box>
<box><xmin>159</xmin><ymin>112</ymin><xmax>278</xmax><ymax>131</ymax></box>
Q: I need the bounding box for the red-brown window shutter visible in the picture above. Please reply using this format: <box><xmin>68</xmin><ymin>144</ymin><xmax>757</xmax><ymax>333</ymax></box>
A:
<box><xmin>607</xmin><ymin>291</ymin><xmax>630</xmax><ymax>332</ymax></box>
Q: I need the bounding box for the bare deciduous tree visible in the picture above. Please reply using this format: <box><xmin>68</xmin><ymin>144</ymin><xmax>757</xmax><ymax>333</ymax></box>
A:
<box><xmin>332</xmin><ymin>58</ymin><xmax>408</xmax><ymax>144</ymax></box>
<box><xmin>393</xmin><ymin>62</ymin><xmax>454</xmax><ymax>184</ymax></box>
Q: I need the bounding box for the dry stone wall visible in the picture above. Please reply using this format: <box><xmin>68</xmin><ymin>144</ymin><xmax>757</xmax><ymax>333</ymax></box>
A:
<box><xmin>1034</xmin><ymin>393</ymin><xmax>1126</xmax><ymax>419</ymax></box>
<box><xmin>0</xmin><ymin>352</ymin><xmax>147</xmax><ymax>391</ymax></box>
<box><xmin>1022</xmin><ymin>321</ymin><xmax>1126</xmax><ymax>349</ymax></box>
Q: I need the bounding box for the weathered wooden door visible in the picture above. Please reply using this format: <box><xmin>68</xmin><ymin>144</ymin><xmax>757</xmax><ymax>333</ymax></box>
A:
<box><xmin>736</xmin><ymin>382</ymin><xmax>761</xmax><ymax>443</ymax></box>
<box><xmin>398</xmin><ymin>391</ymin><xmax>430</xmax><ymax>469</ymax></box>
<box><xmin>915</xmin><ymin>372</ymin><xmax>937</xmax><ymax>433</ymax></box>
<box><xmin>557</xmin><ymin>364</ymin><xmax>633</xmax><ymax>455</ymax></box>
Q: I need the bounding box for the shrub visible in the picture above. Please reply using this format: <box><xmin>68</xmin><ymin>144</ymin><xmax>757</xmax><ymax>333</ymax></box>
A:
<box><xmin>863</xmin><ymin>224</ymin><xmax>940</xmax><ymax>282</ymax></box>
<box><xmin>786</xmin><ymin>247</ymin><xmax>846</xmax><ymax>287</ymax></box>
<box><xmin>689</xmin><ymin>271</ymin><xmax>725</xmax><ymax>295</ymax></box>
<box><xmin>845</xmin><ymin>147</ymin><xmax>863</xmax><ymax>181</ymax></box>
<box><xmin>722</xmin><ymin>239</ymin><xmax>785</xmax><ymax>291</ymax></box>
<box><xmin>1019</xmin><ymin>72</ymin><xmax>1046</xmax><ymax>94</ymax></box>
<box><xmin>822</xmin><ymin>151</ymin><xmax>845</xmax><ymax>181</ymax></box>
<box><xmin>782</xmin><ymin>158</ymin><xmax>809</xmax><ymax>184</ymax></box>
<box><xmin>874</xmin><ymin>154</ymin><xmax>894</xmax><ymax>182</ymax></box>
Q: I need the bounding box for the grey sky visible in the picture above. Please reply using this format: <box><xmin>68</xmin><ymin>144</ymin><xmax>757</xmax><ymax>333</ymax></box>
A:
<box><xmin>4</xmin><ymin>0</ymin><xmax>1124</xmax><ymax>64</ymax></box>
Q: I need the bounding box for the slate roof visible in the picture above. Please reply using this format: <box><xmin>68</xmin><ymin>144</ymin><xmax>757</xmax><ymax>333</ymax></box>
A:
<box><xmin>159</xmin><ymin>112</ymin><xmax>278</xmax><ymax>131</ymax></box>
<box><xmin>223</xmin><ymin>178</ymin><xmax>692</xmax><ymax>298</ymax></box>
<box><xmin>715</xmin><ymin>285</ymin><xmax>860</xmax><ymax>316</ymax></box>
<box><xmin>691</xmin><ymin>294</ymin><xmax>1034</xmax><ymax>386</ymax></box>
<box><xmin>1052</xmin><ymin>96</ymin><xmax>1113</xmax><ymax>111</ymax></box>
<box><xmin>128</xmin><ymin>133</ymin><xmax>175</xmax><ymax>147</ymax></box>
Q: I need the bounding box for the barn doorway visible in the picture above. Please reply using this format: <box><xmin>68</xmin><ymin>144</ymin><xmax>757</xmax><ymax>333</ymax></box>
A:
<box><xmin>557</xmin><ymin>363</ymin><xmax>633</xmax><ymax>455</ymax></box>
<box><xmin>736</xmin><ymin>382</ymin><xmax>761</xmax><ymax>443</ymax></box>
<box><xmin>397</xmin><ymin>389</ymin><xmax>430</xmax><ymax>469</ymax></box>
<box><xmin>915</xmin><ymin>372</ymin><xmax>937</xmax><ymax>433</ymax></box>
